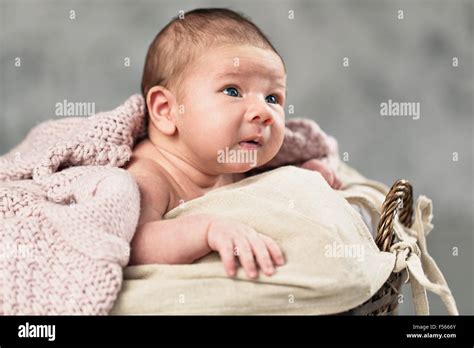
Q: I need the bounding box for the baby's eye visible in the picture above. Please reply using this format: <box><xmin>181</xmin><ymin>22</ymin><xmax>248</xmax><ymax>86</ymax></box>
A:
<box><xmin>266</xmin><ymin>95</ymin><xmax>279</xmax><ymax>104</ymax></box>
<box><xmin>222</xmin><ymin>87</ymin><xmax>241</xmax><ymax>98</ymax></box>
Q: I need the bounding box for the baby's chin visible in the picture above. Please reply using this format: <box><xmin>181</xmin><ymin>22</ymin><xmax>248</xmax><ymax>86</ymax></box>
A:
<box><xmin>219</xmin><ymin>162</ymin><xmax>260</xmax><ymax>173</ymax></box>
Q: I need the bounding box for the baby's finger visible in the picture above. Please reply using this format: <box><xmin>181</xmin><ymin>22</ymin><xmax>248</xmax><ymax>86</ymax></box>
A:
<box><xmin>247</xmin><ymin>234</ymin><xmax>274</xmax><ymax>276</ymax></box>
<box><xmin>332</xmin><ymin>174</ymin><xmax>343</xmax><ymax>190</ymax></box>
<box><xmin>218</xmin><ymin>240</ymin><xmax>237</xmax><ymax>277</ymax></box>
<box><xmin>260</xmin><ymin>234</ymin><xmax>285</xmax><ymax>266</ymax></box>
<box><xmin>300</xmin><ymin>158</ymin><xmax>323</xmax><ymax>171</ymax></box>
<box><xmin>301</xmin><ymin>159</ymin><xmax>334</xmax><ymax>186</ymax></box>
<box><xmin>234</xmin><ymin>238</ymin><xmax>258</xmax><ymax>279</ymax></box>
<box><xmin>322</xmin><ymin>167</ymin><xmax>335</xmax><ymax>186</ymax></box>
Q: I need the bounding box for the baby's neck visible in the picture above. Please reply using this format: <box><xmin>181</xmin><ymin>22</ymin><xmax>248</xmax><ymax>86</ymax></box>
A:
<box><xmin>137</xmin><ymin>138</ymin><xmax>241</xmax><ymax>196</ymax></box>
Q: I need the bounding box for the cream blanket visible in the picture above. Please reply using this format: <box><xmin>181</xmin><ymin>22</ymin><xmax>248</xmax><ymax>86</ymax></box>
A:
<box><xmin>111</xmin><ymin>165</ymin><xmax>392</xmax><ymax>315</ymax></box>
<box><xmin>111</xmin><ymin>164</ymin><xmax>458</xmax><ymax>315</ymax></box>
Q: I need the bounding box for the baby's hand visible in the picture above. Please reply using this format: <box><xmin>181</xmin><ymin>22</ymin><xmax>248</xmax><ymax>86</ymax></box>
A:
<box><xmin>206</xmin><ymin>217</ymin><xmax>285</xmax><ymax>279</ymax></box>
<box><xmin>299</xmin><ymin>158</ymin><xmax>342</xmax><ymax>190</ymax></box>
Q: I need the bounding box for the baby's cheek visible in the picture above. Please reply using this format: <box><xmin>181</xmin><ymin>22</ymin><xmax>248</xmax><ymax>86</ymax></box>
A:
<box><xmin>272</xmin><ymin>127</ymin><xmax>285</xmax><ymax>152</ymax></box>
<box><xmin>262</xmin><ymin>136</ymin><xmax>282</xmax><ymax>162</ymax></box>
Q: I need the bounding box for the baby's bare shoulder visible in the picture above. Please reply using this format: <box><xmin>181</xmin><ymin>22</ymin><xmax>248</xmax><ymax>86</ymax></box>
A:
<box><xmin>126</xmin><ymin>158</ymin><xmax>171</xmax><ymax>225</ymax></box>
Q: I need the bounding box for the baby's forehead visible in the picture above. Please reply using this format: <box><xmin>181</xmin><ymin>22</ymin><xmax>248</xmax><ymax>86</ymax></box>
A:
<box><xmin>213</xmin><ymin>69</ymin><xmax>286</xmax><ymax>89</ymax></box>
<box><xmin>198</xmin><ymin>45</ymin><xmax>283</xmax><ymax>69</ymax></box>
<box><xmin>197</xmin><ymin>47</ymin><xmax>286</xmax><ymax>84</ymax></box>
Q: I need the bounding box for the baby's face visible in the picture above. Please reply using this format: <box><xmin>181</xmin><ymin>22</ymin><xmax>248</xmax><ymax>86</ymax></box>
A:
<box><xmin>174</xmin><ymin>44</ymin><xmax>286</xmax><ymax>174</ymax></box>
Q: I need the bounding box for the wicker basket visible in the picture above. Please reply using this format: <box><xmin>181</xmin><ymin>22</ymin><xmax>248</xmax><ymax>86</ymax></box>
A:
<box><xmin>339</xmin><ymin>179</ymin><xmax>414</xmax><ymax>315</ymax></box>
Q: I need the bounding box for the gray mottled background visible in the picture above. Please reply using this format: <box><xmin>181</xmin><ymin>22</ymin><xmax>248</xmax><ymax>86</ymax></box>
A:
<box><xmin>0</xmin><ymin>0</ymin><xmax>472</xmax><ymax>315</ymax></box>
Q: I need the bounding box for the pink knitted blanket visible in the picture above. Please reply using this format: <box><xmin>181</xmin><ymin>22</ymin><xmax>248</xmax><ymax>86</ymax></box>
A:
<box><xmin>0</xmin><ymin>94</ymin><xmax>339</xmax><ymax>315</ymax></box>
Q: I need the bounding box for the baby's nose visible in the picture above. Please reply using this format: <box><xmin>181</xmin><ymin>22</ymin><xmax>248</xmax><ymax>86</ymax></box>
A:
<box><xmin>245</xmin><ymin>101</ymin><xmax>274</xmax><ymax>126</ymax></box>
<box><xmin>250</xmin><ymin>113</ymin><xmax>273</xmax><ymax>126</ymax></box>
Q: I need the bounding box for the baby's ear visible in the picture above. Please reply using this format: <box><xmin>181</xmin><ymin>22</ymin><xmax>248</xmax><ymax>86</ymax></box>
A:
<box><xmin>146</xmin><ymin>86</ymin><xmax>177</xmax><ymax>135</ymax></box>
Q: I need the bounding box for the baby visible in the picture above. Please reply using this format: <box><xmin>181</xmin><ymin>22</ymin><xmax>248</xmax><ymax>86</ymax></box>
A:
<box><xmin>125</xmin><ymin>8</ymin><xmax>341</xmax><ymax>279</ymax></box>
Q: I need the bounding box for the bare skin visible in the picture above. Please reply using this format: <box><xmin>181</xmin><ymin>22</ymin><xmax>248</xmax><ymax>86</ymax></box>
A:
<box><xmin>126</xmin><ymin>44</ymin><xmax>339</xmax><ymax>279</ymax></box>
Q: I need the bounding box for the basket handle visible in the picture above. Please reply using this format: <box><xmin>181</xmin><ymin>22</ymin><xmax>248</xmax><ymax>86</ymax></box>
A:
<box><xmin>375</xmin><ymin>179</ymin><xmax>414</xmax><ymax>252</ymax></box>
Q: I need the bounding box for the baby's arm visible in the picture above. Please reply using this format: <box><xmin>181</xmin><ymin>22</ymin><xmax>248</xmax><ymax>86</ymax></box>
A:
<box><xmin>128</xmin><ymin>163</ymin><xmax>211</xmax><ymax>265</ymax></box>
<box><xmin>130</xmin><ymin>214</ymin><xmax>285</xmax><ymax>278</ymax></box>
<box><xmin>129</xmin><ymin>214</ymin><xmax>212</xmax><ymax>265</ymax></box>
<box><xmin>127</xmin><ymin>163</ymin><xmax>284</xmax><ymax>278</ymax></box>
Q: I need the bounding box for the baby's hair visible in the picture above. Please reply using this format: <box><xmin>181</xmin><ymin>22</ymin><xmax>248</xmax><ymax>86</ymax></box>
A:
<box><xmin>141</xmin><ymin>7</ymin><xmax>285</xmax><ymax>105</ymax></box>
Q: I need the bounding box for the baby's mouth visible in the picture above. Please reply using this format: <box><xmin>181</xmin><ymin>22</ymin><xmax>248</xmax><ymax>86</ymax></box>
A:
<box><xmin>238</xmin><ymin>134</ymin><xmax>263</xmax><ymax>149</ymax></box>
<box><xmin>238</xmin><ymin>140</ymin><xmax>261</xmax><ymax>150</ymax></box>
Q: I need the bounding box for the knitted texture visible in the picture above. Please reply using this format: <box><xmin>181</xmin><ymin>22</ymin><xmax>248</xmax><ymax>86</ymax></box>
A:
<box><xmin>0</xmin><ymin>94</ymin><xmax>339</xmax><ymax>315</ymax></box>
<box><xmin>0</xmin><ymin>167</ymin><xmax>139</xmax><ymax>314</ymax></box>
<box><xmin>0</xmin><ymin>95</ymin><xmax>144</xmax><ymax>314</ymax></box>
